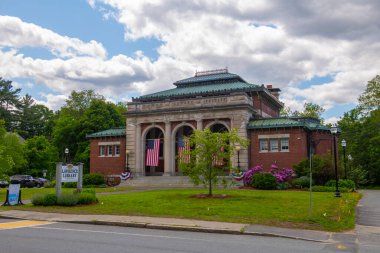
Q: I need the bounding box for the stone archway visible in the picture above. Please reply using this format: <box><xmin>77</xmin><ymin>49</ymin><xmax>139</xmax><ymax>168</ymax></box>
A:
<box><xmin>171</xmin><ymin>124</ymin><xmax>194</xmax><ymax>175</ymax></box>
<box><xmin>143</xmin><ymin>126</ymin><xmax>164</xmax><ymax>176</ymax></box>
<box><xmin>207</xmin><ymin>122</ymin><xmax>229</xmax><ymax>133</ymax></box>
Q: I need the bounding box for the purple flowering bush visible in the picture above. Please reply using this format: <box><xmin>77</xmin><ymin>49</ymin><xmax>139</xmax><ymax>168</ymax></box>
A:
<box><xmin>243</xmin><ymin>165</ymin><xmax>263</xmax><ymax>186</ymax></box>
<box><xmin>270</xmin><ymin>164</ymin><xmax>294</xmax><ymax>183</ymax></box>
<box><xmin>243</xmin><ymin>164</ymin><xmax>294</xmax><ymax>187</ymax></box>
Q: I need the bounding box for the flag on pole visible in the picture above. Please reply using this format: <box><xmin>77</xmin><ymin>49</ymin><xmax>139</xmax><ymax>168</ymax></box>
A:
<box><xmin>146</xmin><ymin>139</ymin><xmax>160</xmax><ymax>166</ymax></box>
<box><xmin>213</xmin><ymin>146</ymin><xmax>225</xmax><ymax>166</ymax></box>
<box><xmin>178</xmin><ymin>137</ymin><xmax>190</xmax><ymax>163</ymax></box>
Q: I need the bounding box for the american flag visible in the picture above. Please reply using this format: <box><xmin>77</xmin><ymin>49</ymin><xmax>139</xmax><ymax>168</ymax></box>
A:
<box><xmin>178</xmin><ymin>137</ymin><xmax>190</xmax><ymax>164</ymax></box>
<box><xmin>213</xmin><ymin>146</ymin><xmax>225</xmax><ymax>166</ymax></box>
<box><xmin>146</xmin><ymin>139</ymin><xmax>160</xmax><ymax>166</ymax></box>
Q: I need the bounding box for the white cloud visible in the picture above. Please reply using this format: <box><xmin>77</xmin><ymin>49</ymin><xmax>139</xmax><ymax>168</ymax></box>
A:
<box><xmin>2</xmin><ymin>0</ymin><xmax>380</xmax><ymax>117</ymax></box>
<box><xmin>88</xmin><ymin>0</ymin><xmax>380</xmax><ymax>115</ymax></box>
<box><xmin>0</xmin><ymin>16</ymin><xmax>107</xmax><ymax>59</ymax></box>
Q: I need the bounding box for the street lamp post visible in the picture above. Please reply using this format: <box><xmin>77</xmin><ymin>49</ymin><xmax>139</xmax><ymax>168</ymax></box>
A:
<box><xmin>236</xmin><ymin>146</ymin><xmax>241</xmax><ymax>170</ymax></box>
<box><xmin>341</xmin><ymin>139</ymin><xmax>347</xmax><ymax>179</ymax></box>
<box><xmin>330</xmin><ymin>125</ymin><xmax>341</xmax><ymax>197</ymax></box>
<box><xmin>64</xmin><ymin>148</ymin><xmax>69</xmax><ymax>164</ymax></box>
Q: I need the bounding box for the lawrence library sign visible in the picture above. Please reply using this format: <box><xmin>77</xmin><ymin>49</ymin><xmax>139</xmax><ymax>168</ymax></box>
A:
<box><xmin>87</xmin><ymin>69</ymin><xmax>334</xmax><ymax>177</ymax></box>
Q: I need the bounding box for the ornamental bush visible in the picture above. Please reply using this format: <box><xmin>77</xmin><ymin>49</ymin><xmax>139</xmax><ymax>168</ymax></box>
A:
<box><xmin>325</xmin><ymin>179</ymin><xmax>356</xmax><ymax>191</ymax></box>
<box><xmin>291</xmin><ymin>177</ymin><xmax>312</xmax><ymax>189</ymax></box>
<box><xmin>252</xmin><ymin>173</ymin><xmax>277</xmax><ymax>190</ymax></box>
<box><xmin>32</xmin><ymin>193</ymin><xmax>57</xmax><ymax>206</ymax></box>
<box><xmin>77</xmin><ymin>193</ymin><xmax>98</xmax><ymax>205</ymax></box>
<box><xmin>311</xmin><ymin>186</ymin><xmax>349</xmax><ymax>193</ymax></box>
<box><xmin>83</xmin><ymin>173</ymin><xmax>105</xmax><ymax>186</ymax></box>
<box><xmin>243</xmin><ymin>165</ymin><xmax>263</xmax><ymax>186</ymax></box>
<box><xmin>270</xmin><ymin>164</ymin><xmax>294</xmax><ymax>183</ymax></box>
<box><xmin>57</xmin><ymin>193</ymin><xmax>79</xmax><ymax>206</ymax></box>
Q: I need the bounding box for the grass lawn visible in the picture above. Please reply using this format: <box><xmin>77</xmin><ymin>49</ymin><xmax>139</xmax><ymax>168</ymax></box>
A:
<box><xmin>0</xmin><ymin>189</ymin><xmax>361</xmax><ymax>232</ymax></box>
<box><xmin>0</xmin><ymin>187</ymin><xmax>133</xmax><ymax>201</ymax></box>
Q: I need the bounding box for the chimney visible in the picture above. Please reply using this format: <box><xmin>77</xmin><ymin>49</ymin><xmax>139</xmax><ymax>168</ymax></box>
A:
<box><xmin>266</xmin><ymin>84</ymin><xmax>280</xmax><ymax>99</ymax></box>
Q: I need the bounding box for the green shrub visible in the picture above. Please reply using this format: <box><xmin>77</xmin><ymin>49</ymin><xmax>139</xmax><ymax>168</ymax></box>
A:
<box><xmin>252</xmin><ymin>173</ymin><xmax>277</xmax><ymax>190</ymax></box>
<box><xmin>83</xmin><ymin>173</ymin><xmax>104</xmax><ymax>186</ymax></box>
<box><xmin>277</xmin><ymin>182</ymin><xmax>289</xmax><ymax>190</ymax></box>
<box><xmin>291</xmin><ymin>177</ymin><xmax>312</xmax><ymax>189</ymax></box>
<box><xmin>325</xmin><ymin>179</ymin><xmax>356</xmax><ymax>190</ymax></box>
<box><xmin>77</xmin><ymin>193</ymin><xmax>98</xmax><ymax>205</ymax></box>
<box><xmin>63</xmin><ymin>182</ymin><xmax>77</xmax><ymax>188</ymax></box>
<box><xmin>311</xmin><ymin>186</ymin><xmax>349</xmax><ymax>192</ymax></box>
<box><xmin>294</xmin><ymin>154</ymin><xmax>336</xmax><ymax>185</ymax></box>
<box><xmin>43</xmin><ymin>180</ymin><xmax>55</xmax><ymax>188</ymax></box>
<box><xmin>80</xmin><ymin>188</ymin><xmax>96</xmax><ymax>196</ymax></box>
<box><xmin>32</xmin><ymin>193</ymin><xmax>57</xmax><ymax>206</ymax></box>
<box><xmin>57</xmin><ymin>193</ymin><xmax>79</xmax><ymax>206</ymax></box>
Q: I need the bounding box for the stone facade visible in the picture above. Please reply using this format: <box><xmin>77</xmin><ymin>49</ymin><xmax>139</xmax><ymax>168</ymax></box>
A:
<box><xmin>126</xmin><ymin>93</ymin><xmax>255</xmax><ymax>176</ymax></box>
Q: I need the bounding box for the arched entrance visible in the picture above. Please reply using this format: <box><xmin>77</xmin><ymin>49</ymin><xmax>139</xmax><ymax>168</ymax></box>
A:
<box><xmin>208</xmin><ymin>122</ymin><xmax>229</xmax><ymax>174</ymax></box>
<box><xmin>209</xmin><ymin>123</ymin><xmax>229</xmax><ymax>133</ymax></box>
<box><xmin>144</xmin><ymin>127</ymin><xmax>164</xmax><ymax>176</ymax></box>
<box><xmin>174</xmin><ymin>125</ymin><xmax>194</xmax><ymax>174</ymax></box>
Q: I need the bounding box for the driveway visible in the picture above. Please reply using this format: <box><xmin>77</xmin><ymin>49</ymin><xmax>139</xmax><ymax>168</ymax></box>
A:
<box><xmin>356</xmin><ymin>190</ymin><xmax>380</xmax><ymax>252</ymax></box>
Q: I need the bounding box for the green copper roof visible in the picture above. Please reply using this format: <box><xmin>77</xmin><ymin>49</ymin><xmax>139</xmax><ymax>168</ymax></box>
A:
<box><xmin>86</xmin><ymin>128</ymin><xmax>125</xmax><ymax>138</ymax></box>
<box><xmin>137</xmin><ymin>81</ymin><xmax>260</xmax><ymax>100</ymax></box>
<box><xmin>247</xmin><ymin>117</ymin><xmax>330</xmax><ymax>131</ymax></box>
<box><xmin>174</xmin><ymin>73</ymin><xmax>244</xmax><ymax>86</ymax></box>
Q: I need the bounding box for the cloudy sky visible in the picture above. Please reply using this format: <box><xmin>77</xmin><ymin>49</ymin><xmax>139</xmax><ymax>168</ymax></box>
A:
<box><xmin>1</xmin><ymin>0</ymin><xmax>379</xmax><ymax>123</ymax></box>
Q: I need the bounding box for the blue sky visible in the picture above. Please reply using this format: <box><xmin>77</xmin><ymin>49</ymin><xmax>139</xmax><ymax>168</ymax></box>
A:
<box><xmin>1</xmin><ymin>0</ymin><xmax>379</xmax><ymax>123</ymax></box>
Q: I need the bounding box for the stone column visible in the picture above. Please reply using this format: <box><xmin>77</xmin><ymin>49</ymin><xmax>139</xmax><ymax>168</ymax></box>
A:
<box><xmin>196</xmin><ymin>119</ymin><xmax>203</xmax><ymax>130</ymax></box>
<box><xmin>164</xmin><ymin>121</ymin><xmax>172</xmax><ymax>176</ymax></box>
<box><xmin>135</xmin><ymin>123</ymin><xmax>142</xmax><ymax>176</ymax></box>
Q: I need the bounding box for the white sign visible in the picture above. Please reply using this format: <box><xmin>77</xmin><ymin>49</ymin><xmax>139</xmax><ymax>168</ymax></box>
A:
<box><xmin>61</xmin><ymin>164</ymin><xmax>79</xmax><ymax>182</ymax></box>
<box><xmin>8</xmin><ymin>184</ymin><xmax>20</xmax><ymax>206</ymax></box>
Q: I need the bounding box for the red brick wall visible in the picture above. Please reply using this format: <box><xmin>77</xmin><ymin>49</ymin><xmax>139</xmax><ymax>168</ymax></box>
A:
<box><xmin>251</xmin><ymin>93</ymin><xmax>280</xmax><ymax>118</ymax></box>
<box><xmin>312</xmin><ymin>131</ymin><xmax>333</xmax><ymax>155</ymax></box>
<box><xmin>89</xmin><ymin>136</ymin><xmax>126</xmax><ymax>175</ymax></box>
<box><xmin>249</xmin><ymin>128</ymin><xmax>335</xmax><ymax>170</ymax></box>
<box><xmin>249</xmin><ymin>128</ymin><xmax>308</xmax><ymax>169</ymax></box>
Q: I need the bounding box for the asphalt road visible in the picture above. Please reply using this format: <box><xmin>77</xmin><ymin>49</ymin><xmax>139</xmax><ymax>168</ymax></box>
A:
<box><xmin>0</xmin><ymin>219</ymin><xmax>346</xmax><ymax>253</ymax></box>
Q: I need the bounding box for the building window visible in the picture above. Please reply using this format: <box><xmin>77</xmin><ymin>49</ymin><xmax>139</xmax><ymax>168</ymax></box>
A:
<box><xmin>107</xmin><ymin>145</ymin><xmax>113</xmax><ymax>156</ymax></box>
<box><xmin>99</xmin><ymin>146</ymin><xmax>105</xmax><ymax>156</ymax></box>
<box><xmin>259</xmin><ymin>139</ymin><xmax>268</xmax><ymax>152</ymax></box>
<box><xmin>270</xmin><ymin>139</ymin><xmax>279</xmax><ymax>152</ymax></box>
<box><xmin>281</xmin><ymin>138</ymin><xmax>289</xmax><ymax>151</ymax></box>
<box><xmin>115</xmin><ymin>145</ymin><xmax>120</xmax><ymax>156</ymax></box>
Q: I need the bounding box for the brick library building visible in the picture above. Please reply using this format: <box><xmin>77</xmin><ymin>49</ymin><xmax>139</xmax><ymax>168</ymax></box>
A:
<box><xmin>87</xmin><ymin>69</ymin><xmax>335</xmax><ymax>177</ymax></box>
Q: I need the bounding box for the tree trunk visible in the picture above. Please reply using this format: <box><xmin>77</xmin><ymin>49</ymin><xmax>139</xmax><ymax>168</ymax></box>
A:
<box><xmin>208</xmin><ymin>165</ymin><xmax>212</xmax><ymax>196</ymax></box>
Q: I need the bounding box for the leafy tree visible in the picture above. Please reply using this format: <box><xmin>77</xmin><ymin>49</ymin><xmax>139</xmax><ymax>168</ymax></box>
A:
<box><xmin>0</xmin><ymin>77</ymin><xmax>21</xmax><ymax>130</ymax></box>
<box><xmin>280</xmin><ymin>103</ymin><xmax>325</xmax><ymax>121</ymax></box>
<box><xmin>17</xmin><ymin>94</ymin><xmax>54</xmax><ymax>139</ymax></box>
<box><xmin>62</xmin><ymin>90</ymin><xmax>104</xmax><ymax>119</ymax></box>
<box><xmin>180</xmin><ymin>128</ymin><xmax>249</xmax><ymax>196</ymax></box>
<box><xmin>0</xmin><ymin>120</ymin><xmax>26</xmax><ymax>177</ymax></box>
<box><xmin>299</xmin><ymin>102</ymin><xmax>325</xmax><ymax>119</ymax></box>
<box><xmin>23</xmin><ymin>135</ymin><xmax>59</xmax><ymax>177</ymax></box>
<box><xmin>358</xmin><ymin>75</ymin><xmax>380</xmax><ymax>113</ymax></box>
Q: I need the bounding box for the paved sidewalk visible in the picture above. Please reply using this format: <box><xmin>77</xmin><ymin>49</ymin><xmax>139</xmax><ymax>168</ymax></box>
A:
<box><xmin>0</xmin><ymin>210</ymin><xmax>337</xmax><ymax>242</ymax></box>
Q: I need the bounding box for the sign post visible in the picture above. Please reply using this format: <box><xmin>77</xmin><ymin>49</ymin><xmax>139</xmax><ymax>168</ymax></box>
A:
<box><xmin>55</xmin><ymin>162</ymin><xmax>62</xmax><ymax>197</ymax></box>
<box><xmin>55</xmin><ymin>162</ymin><xmax>82</xmax><ymax>197</ymax></box>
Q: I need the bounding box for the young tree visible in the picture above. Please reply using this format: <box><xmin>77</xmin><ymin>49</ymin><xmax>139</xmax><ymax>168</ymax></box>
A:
<box><xmin>180</xmin><ymin>128</ymin><xmax>249</xmax><ymax>196</ymax></box>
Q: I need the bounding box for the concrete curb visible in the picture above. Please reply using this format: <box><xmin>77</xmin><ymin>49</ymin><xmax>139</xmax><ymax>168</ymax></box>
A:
<box><xmin>0</xmin><ymin>212</ymin><xmax>328</xmax><ymax>242</ymax></box>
